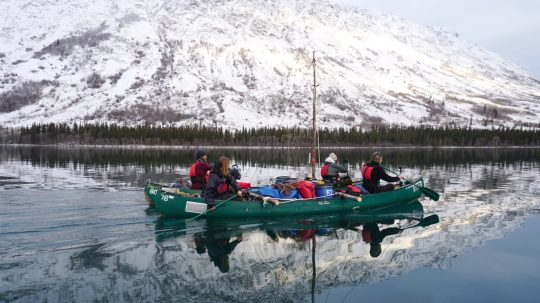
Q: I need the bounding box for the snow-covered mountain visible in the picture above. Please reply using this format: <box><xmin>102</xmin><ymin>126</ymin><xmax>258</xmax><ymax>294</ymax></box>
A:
<box><xmin>1</xmin><ymin>0</ymin><xmax>539</xmax><ymax>129</ymax></box>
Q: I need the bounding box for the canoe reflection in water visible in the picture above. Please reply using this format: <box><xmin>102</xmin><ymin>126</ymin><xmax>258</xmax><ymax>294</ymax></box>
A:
<box><xmin>154</xmin><ymin>199</ymin><xmax>439</xmax><ymax>275</ymax></box>
<box><xmin>194</xmin><ymin>231</ymin><xmax>243</xmax><ymax>273</ymax></box>
<box><xmin>343</xmin><ymin>212</ymin><xmax>440</xmax><ymax>258</ymax></box>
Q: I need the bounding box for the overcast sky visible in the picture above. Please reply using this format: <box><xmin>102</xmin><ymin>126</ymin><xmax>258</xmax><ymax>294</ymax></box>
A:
<box><xmin>334</xmin><ymin>0</ymin><xmax>540</xmax><ymax>78</ymax></box>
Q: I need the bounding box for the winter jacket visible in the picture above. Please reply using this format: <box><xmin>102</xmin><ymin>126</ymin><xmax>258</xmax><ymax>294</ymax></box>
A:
<box><xmin>361</xmin><ymin>161</ymin><xmax>400</xmax><ymax>193</ymax></box>
<box><xmin>203</xmin><ymin>170</ymin><xmax>240</xmax><ymax>207</ymax></box>
<box><xmin>321</xmin><ymin>157</ymin><xmax>348</xmax><ymax>180</ymax></box>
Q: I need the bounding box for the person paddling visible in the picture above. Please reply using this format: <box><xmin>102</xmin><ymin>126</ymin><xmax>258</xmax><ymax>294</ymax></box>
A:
<box><xmin>189</xmin><ymin>149</ymin><xmax>212</xmax><ymax>190</ymax></box>
<box><xmin>203</xmin><ymin>156</ymin><xmax>243</xmax><ymax>210</ymax></box>
<box><xmin>361</xmin><ymin>151</ymin><xmax>402</xmax><ymax>194</ymax></box>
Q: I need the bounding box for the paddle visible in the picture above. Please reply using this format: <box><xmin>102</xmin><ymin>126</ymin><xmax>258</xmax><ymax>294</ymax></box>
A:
<box><xmin>382</xmin><ymin>165</ymin><xmax>440</xmax><ymax>201</ymax></box>
<box><xmin>401</xmin><ymin>214</ymin><xmax>439</xmax><ymax>230</ymax></box>
<box><xmin>336</xmin><ymin>191</ymin><xmax>362</xmax><ymax>202</ymax></box>
<box><xmin>189</xmin><ymin>193</ymin><xmax>241</xmax><ymax>220</ymax></box>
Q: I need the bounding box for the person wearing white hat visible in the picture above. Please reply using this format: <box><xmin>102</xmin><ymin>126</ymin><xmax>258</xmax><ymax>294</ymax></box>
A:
<box><xmin>320</xmin><ymin>152</ymin><xmax>350</xmax><ymax>185</ymax></box>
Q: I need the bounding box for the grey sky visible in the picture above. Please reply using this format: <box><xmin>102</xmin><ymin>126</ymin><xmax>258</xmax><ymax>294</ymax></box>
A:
<box><xmin>333</xmin><ymin>0</ymin><xmax>540</xmax><ymax>78</ymax></box>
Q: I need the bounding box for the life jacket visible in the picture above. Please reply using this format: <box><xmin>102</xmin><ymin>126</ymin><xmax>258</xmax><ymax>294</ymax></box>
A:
<box><xmin>296</xmin><ymin>180</ymin><xmax>315</xmax><ymax>199</ymax></box>
<box><xmin>189</xmin><ymin>161</ymin><xmax>198</xmax><ymax>178</ymax></box>
<box><xmin>190</xmin><ymin>160</ymin><xmax>209</xmax><ymax>190</ymax></box>
<box><xmin>321</xmin><ymin>163</ymin><xmax>330</xmax><ymax>179</ymax></box>
<box><xmin>361</xmin><ymin>163</ymin><xmax>374</xmax><ymax>181</ymax></box>
<box><xmin>214</xmin><ymin>174</ymin><xmax>230</xmax><ymax>194</ymax></box>
<box><xmin>216</xmin><ymin>179</ymin><xmax>229</xmax><ymax>194</ymax></box>
<box><xmin>362</xmin><ymin>229</ymin><xmax>372</xmax><ymax>243</ymax></box>
<box><xmin>190</xmin><ymin>160</ymin><xmax>208</xmax><ymax>182</ymax></box>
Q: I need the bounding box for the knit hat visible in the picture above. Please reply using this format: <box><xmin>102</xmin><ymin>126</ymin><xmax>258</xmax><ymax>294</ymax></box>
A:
<box><xmin>324</xmin><ymin>156</ymin><xmax>335</xmax><ymax>164</ymax></box>
<box><xmin>329</xmin><ymin>153</ymin><xmax>338</xmax><ymax>162</ymax></box>
<box><xmin>196</xmin><ymin>149</ymin><xmax>207</xmax><ymax>159</ymax></box>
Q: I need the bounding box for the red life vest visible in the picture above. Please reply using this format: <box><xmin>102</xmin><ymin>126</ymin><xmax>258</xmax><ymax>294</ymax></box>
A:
<box><xmin>321</xmin><ymin>164</ymin><xmax>330</xmax><ymax>178</ymax></box>
<box><xmin>189</xmin><ymin>161</ymin><xmax>198</xmax><ymax>177</ymax></box>
<box><xmin>296</xmin><ymin>180</ymin><xmax>315</xmax><ymax>199</ymax></box>
<box><xmin>204</xmin><ymin>172</ymin><xmax>229</xmax><ymax>194</ymax></box>
<box><xmin>361</xmin><ymin>164</ymin><xmax>374</xmax><ymax>181</ymax></box>
<box><xmin>216</xmin><ymin>177</ymin><xmax>230</xmax><ymax>194</ymax></box>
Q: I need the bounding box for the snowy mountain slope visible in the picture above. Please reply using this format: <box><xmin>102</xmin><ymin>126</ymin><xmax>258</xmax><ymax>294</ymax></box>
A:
<box><xmin>0</xmin><ymin>0</ymin><xmax>539</xmax><ymax>129</ymax></box>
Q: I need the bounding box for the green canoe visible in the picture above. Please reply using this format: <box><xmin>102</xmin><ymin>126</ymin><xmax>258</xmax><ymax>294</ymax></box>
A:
<box><xmin>144</xmin><ymin>178</ymin><xmax>427</xmax><ymax>218</ymax></box>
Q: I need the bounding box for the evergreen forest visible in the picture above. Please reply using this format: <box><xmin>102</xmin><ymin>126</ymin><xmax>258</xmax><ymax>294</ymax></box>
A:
<box><xmin>1</xmin><ymin>123</ymin><xmax>539</xmax><ymax>147</ymax></box>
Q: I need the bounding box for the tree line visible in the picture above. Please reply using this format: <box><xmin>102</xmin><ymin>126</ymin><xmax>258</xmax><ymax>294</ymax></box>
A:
<box><xmin>1</xmin><ymin>123</ymin><xmax>539</xmax><ymax>146</ymax></box>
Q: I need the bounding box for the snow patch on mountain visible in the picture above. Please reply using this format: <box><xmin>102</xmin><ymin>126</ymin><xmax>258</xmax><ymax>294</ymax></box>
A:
<box><xmin>0</xmin><ymin>0</ymin><xmax>539</xmax><ymax>129</ymax></box>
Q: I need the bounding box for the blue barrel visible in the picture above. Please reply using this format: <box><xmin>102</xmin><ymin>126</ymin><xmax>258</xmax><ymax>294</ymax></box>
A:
<box><xmin>315</xmin><ymin>186</ymin><xmax>334</xmax><ymax>197</ymax></box>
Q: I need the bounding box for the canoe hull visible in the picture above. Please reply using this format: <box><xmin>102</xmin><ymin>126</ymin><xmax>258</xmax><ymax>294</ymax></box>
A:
<box><xmin>144</xmin><ymin>178</ymin><xmax>425</xmax><ymax>218</ymax></box>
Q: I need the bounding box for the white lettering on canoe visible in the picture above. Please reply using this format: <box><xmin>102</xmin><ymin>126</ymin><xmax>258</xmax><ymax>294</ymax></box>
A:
<box><xmin>149</xmin><ymin>189</ymin><xmax>158</xmax><ymax>195</ymax></box>
<box><xmin>318</xmin><ymin>201</ymin><xmax>330</xmax><ymax>205</ymax></box>
<box><xmin>186</xmin><ymin>201</ymin><xmax>206</xmax><ymax>213</ymax></box>
<box><xmin>161</xmin><ymin>194</ymin><xmax>174</xmax><ymax>201</ymax></box>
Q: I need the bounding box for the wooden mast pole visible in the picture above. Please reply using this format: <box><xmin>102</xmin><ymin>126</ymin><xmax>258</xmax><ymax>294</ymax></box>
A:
<box><xmin>311</xmin><ymin>51</ymin><xmax>317</xmax><ymax>180</ymax></box>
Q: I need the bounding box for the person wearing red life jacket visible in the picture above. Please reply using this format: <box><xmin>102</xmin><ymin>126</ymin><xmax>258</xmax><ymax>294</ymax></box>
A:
<box><xmin>361</xmin><ymin>151</ymin><xmax>402</xmax><ymax>194</ymax></box>
<box><xmin>189</xmin><ymin>149</ymin><xmax>212</xmax><ymax>190</ymax></box>
<box><xmin>203</xmin><ymin>156</ymin><xmax>242</xmax><ymax>210</ymax></box>
<box><xmin>320</xmin><ymin>152</ymin><xmax>350</xmax><ymax>185</ymax></box>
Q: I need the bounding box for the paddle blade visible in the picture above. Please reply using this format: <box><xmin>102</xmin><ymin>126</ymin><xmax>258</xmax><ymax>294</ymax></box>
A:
<box><xmin>418</xmin><ymin>214</ymin><xmax>439</xmax><ymax>227</ymax></box>
<box><xmin>420</xmin><ymin>186</ymin><xmax>440</xmax><ymax>201</ymax></box>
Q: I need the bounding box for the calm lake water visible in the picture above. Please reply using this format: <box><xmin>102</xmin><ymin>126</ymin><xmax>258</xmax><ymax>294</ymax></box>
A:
<box><xmin>1</xmin><ymin>146</ymin><xmax>539</xmax><ymax>303</ymax></box>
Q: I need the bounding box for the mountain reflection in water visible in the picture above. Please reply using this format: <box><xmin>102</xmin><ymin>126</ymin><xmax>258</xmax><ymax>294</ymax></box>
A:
<box><xmin>1</xmin><ymin>146</ymin><xmax>539</xmax><ymax>302</ymax></box>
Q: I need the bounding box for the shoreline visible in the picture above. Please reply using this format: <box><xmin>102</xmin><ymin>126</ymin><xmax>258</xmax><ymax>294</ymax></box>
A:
<box><xmin>2</xmin><ymin>143</ymin><xmax>540</xmax><ymax>150</ymax></box>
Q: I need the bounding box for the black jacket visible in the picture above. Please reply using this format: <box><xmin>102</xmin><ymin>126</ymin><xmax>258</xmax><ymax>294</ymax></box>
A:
<box><xmin>362</xmin><ymin>161</ymin><xmax>400</xmax><ymax>193</ymax></box>
<box><xmin>203</xmin><ymin>170</ymin><xmax>240</xmax><ymax>207</ymax></box>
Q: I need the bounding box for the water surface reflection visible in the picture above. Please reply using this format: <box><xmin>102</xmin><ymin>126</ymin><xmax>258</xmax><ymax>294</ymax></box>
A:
<box><xmin>0</xmin><ymin>146</ymin><xmax>539</xmax><ymax>302</ymax></box>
